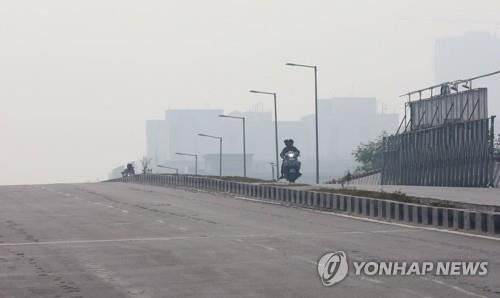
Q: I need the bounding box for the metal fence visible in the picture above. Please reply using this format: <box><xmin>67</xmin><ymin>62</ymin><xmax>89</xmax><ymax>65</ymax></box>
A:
<box><xmin>382</xmin><ymin>117</ymin><xmax>496</xmax><ymax>187</ymax></box>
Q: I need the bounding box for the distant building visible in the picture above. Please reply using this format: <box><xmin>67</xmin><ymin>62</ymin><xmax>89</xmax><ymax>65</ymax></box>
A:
<box><xmin>146</xmin><ymin>120</ymin><xmax>169</xmax><ymax>170</ymax></box>
<box><xmin>146</xmin><ymin>109</ymin><xmax>224</xmax><ymax>173</ymax></box>
<box><xmin>435</xmin><ymin>32</ymin><xmax>500</xmax><ymax>117</ymax></box>
<box><xmin>146</xmin><ymin>100</ymin><xmax>398</xmax><ymax>182</ymax></box>
<box><xmin>146</xmin><ymin>108</ymin><xmax>274</xmax><ymax>177</ymax></box>
<box><xmin>164</xmin><ymin>109</ymin><xmax>224</xmax><ymax>161</ymax></box>
<box><xmin>108</xmin><ymin>165</ymin><xmax>125</xmax><ymax>180</ymax></box>
<box><xmin>299</xmin><ymin>97</ymin><xmax>398</xmax><ymax>181</ymax></box>
<box><xmin>203</xmin><ymin>154</ymin><xmax>254</xmax><ymax>177</ymax></box>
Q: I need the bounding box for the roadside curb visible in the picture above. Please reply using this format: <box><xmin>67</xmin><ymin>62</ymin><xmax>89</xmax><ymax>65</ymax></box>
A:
<box><xmin>109</xmin><ymin>174</ymin><xmax>500</xmax><ymax>237</ymax></box>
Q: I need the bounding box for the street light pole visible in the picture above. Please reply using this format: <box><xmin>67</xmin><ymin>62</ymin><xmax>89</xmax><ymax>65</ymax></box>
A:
<box><xmin>157</xmin><ymin>165</ymin><xmax>179</xmax><ymax>175</ymax></box>
<box><xmin>198</xmin><ymin>133</ymin><xmax>223</xmax><ymax>177</ymax></box>
<box><xmin>313</xmin><ymin>66</ymin><xmax>319</xmax><ymax>184</ymax></box>
<box><xmin>286</xmin><ymin>62</ymin><xmax>320</xmax><ymax>184</ymax></box>
<box><xmin>175</xmin><ymin>152</ymin><xmax>198</xmax><ymax>175</ymax></box>
<box><xmin>250</xmin><ymin>90</ymin><xmax>279</xmax><ymax>180</ymax></box>
<box><xmin>243</xmin><ymin>117</ymin><xmax>246</xmax><ymax>177</ymax></box>
<box><xmin>219</xmin><ymin>115</ymin><xmax>246</xmax><ymax>177</ymax></box>
<box><xmin>220</xmin><ymin>138</ymin><xmax>222</xmax><ymax>177</ymax></box>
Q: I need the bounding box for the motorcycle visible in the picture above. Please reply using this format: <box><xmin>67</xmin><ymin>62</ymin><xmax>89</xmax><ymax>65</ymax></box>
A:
<box><xmin>282</xmin><ymin>151</ymin><xmax>301</xmax><ymax>183</ymax></box>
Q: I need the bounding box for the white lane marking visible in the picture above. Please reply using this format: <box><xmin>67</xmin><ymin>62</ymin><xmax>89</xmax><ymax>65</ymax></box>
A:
<box><xmin>92</xmin><ymin>202</ymin><xmax>114</xmax><ymax>209</ymax></box>
<box><xmin>121</xmin><ymin>210</ymin><xmax>129</xmax><ymax>213</ymax></box>
<box><xmin>156</xmin><ymin>220</ymin><xmax>165</xmax><ymax>224</ymax></box>
<box><xmin>234</xmin><ymin>196</ymin><xmax>500</xmax><ymax>242</ymax></box>
<box><xmin>422</xmin><ymin>277</ymin><xmax>487</xmax><ymax>298</ymax></box>
<box><xmin>235</xmin><ymin>196</ymin><xmax>281</xmax><ymax>206</ymax></box>
<box><xmin>0</xmin><ymin>234</ymin><xmax>278</xmax><ymax>247</ymax></box>
<box><xmin>0</xmin><ymin>230</ymin><xmax>387</xmax><ymax>247</ymax></box>
<box><xmin>360</xmin><ymin>276</ymin><xmax>384</xmax><ymax>284</ymax></box>
<box><xmin>0</xmin><ymin>226</ymin><xmax>429</xmax><ymax>248</ymax></box>
<box><xmin>0</xmin><ymin>236</ymin><xmax>198</xmax><ymax>246</ymax></box>
<box><xmin>371</xmin><ymin>229</ymin><xmax>420</xmax><ymax>234</ymax></box>
<box><xmin>254</xmin><ymin>244</ymin><xmax>276</xmax><ymax>251</ymax></box>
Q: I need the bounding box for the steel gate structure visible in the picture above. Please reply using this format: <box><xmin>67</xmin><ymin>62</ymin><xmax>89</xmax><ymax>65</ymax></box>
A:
<box><xmin>381</xmin><ymin>71</ymin><xmax>500</xmax><ymax>187</ymax></box>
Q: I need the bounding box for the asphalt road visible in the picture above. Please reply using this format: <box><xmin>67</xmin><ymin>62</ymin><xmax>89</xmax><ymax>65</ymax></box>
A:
<box><xmin>0</xmin><ymin>182</ymin><xmax>499</xmax><ymax>298</ymax></box>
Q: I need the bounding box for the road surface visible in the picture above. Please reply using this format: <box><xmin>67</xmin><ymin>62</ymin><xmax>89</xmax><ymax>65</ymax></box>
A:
<box><xmin>0</xmin><ymin>182</ymin><xmax>499</xmax><ymax>297</ymax></box>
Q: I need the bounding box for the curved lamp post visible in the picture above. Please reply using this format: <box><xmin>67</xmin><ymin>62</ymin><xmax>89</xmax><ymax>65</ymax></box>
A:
<box><xmin>157</xmin><ymin>165</ymin><xmax>179</xmax><ymax>175</ymax></box>
<box><xmin>286</xmin><ymin>62</ymin><xmax>320</xmax><ymax>184</ymax></box>
<box><xmin>219</xmin><ymin>114</ymin><xmax>246</xmax><ymax>177</ymax></box>
<box><xmin>250</xmin><ymin>90</ymin><xmax>279</xmax><ymax>180</ymax></box>
<box><xmin>175</xmin><ymin>152</ymin><xmax>198</xmax><ymax>175</ymax></box>
<box><xmin>198</xmin><ymin>133</ymin><xmax>223</xmax><ymax>177</ymax></box>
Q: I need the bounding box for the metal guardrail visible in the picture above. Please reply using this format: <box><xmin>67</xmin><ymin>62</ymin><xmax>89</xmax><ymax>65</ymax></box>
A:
<box><xmin>109</xmin><ymin>174</ymin><xmax>500</xmax><ymax>236</ymax></box>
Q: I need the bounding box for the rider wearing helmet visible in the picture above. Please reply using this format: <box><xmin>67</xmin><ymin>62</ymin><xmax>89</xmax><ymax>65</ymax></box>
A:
<box><xmin>279</xmin><ymin>139</ymin><xmax>301</xmax><ymax>179</ymax></box>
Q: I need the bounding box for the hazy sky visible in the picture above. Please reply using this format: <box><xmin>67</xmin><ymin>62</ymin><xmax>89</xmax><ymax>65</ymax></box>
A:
<box><xmin>1</xmin><ymin>0</ymin><xmax>499</xmax><ymax>185</ymax></box>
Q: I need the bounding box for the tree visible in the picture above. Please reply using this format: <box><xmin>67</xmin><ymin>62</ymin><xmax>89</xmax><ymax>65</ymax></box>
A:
<box><xmin>352</xmin><ymin>132</ymin><xmax>386</xmax><ymax>173</ymax></box>
<box><xmin>139</xmin><ymin>156</ymin><xmax>152</xmax><ymax>174</ymax></box>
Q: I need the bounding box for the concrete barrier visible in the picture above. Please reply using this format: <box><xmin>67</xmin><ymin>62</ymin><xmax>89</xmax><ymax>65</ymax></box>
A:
<box><xmin>109</xmin><ymin>174</ymin><xmax>500</xmax><ymax>237</ymax></box>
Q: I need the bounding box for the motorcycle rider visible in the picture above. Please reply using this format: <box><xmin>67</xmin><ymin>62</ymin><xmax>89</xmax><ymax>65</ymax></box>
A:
<box><xmin>279</xmin><ymin>139</ymin><xmax>301</xmax><ymax>179</ymax></box>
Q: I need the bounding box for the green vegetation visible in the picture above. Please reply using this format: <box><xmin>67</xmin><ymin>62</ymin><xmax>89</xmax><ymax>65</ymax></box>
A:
<box><xmin>352</xmin><ymin>132</ymin><xmax>386</xmax><ymax>173</ymax></box>
<box><xmin>217</xmin><ymin>176</ymin><xmax>271</xmax><ymax>183</ymax></box>
<box><xmin>265</xmin><ymin>183</ymin><xmax>310</xmax><ymax>187</ymax></box>
<box><xmin>310</xmin><ymin>187</ymin><xmax>458</xmax><ymax>209</ymax></box>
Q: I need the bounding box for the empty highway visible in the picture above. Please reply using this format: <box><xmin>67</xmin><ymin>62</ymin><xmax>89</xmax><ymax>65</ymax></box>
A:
<box><xmin>0</xmin><ymin>182</ymin><xmax>499</xmax><ymax>297</ymax></box>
